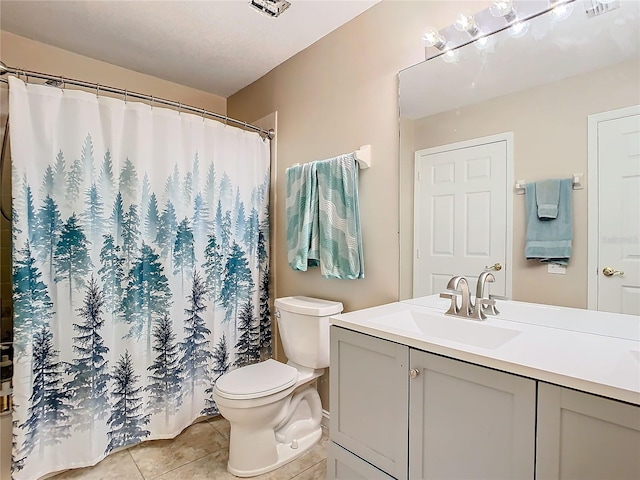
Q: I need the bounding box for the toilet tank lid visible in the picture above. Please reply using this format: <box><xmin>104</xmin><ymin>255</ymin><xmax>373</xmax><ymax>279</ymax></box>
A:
<box><xmin>274</xmin><ymin>296</ymin><xmax>343</xmax><ymax>316</ymax></box>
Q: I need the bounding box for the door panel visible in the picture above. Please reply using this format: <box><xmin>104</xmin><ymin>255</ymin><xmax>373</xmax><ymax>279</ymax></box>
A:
<box><xmin>597</xmin><ymin>112</ymin><xmax>640</xmax><ymax>314</ymax></box>
<box><xmin>414</xmin><ymin>138</ymin><xmax>508</xmax><ymax>298</ymax></box>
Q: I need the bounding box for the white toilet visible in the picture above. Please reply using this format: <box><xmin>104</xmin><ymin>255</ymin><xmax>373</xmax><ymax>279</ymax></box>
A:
<box><xmin>213</xmin><ymin>296</ymin><xmax>343</xmax><ymax>477</ymax></box>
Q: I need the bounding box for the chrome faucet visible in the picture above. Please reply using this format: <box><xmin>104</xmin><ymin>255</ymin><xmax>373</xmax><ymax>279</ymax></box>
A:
<box><xmin>439</xmin><ymin>273</ymin><xmax>499</xmax><ymax>321</ymax></box>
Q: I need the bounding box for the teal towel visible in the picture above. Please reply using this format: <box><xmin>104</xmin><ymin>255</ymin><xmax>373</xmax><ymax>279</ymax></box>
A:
<box><xmin>524</xmin><ymin>179</ymin><xmax>573</xmax><ymax>265</ymax></box>
<box><xmin>316</xmin><ymin>154</ymin><xmax>365</xmax><ymax>279</ymax></box>
<box><xmin>286</xmin><ymin>162</ymin><xmax>319</xmax><ymax>271</ymax></box>
<box><xmin>536</xmin><ymin>179</ymin><xmax>560</xmax><ymax>219</ymax></box>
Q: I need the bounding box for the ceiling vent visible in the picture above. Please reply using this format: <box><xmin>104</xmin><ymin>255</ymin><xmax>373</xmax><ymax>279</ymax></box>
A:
<box><xmin>250</xmin><ymin>0</ymin><xmax>291</xmax><ymax>18</ymax></box>
<box><xmin>583</xmin><ymin>0</ymin><xmax>620</xmax><ymax>18</ymax></box>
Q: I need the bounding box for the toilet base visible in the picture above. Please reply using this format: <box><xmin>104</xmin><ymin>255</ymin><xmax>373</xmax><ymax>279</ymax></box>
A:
<box><xmin>227</xmin><ymin>426</ymin><xmax>322</xmax><ymax>477</ymax></box>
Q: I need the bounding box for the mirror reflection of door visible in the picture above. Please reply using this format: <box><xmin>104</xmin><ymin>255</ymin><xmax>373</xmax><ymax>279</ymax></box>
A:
<box><xmin>413</xmin><ymin>133</ymin><xmax>513</xmax><ymax>299</ymax></box>
<box><xmin>588</xmin><ymin>106</ymin><xmax>640</xmax><ymax>315</ymax></box>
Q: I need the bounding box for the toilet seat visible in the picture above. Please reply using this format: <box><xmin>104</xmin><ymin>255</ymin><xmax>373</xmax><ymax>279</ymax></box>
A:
<box><xmin>215</xmin><ymin>359</ymin><xmax>298</xmax><ymax>400</ymax></box>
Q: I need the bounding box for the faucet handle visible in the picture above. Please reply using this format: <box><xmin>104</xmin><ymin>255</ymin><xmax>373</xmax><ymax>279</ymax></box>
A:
<box><xmin>439</xmin><ymin>292</ymin><xmax>459</xmax><ymax>315</ymax></box>
<box><xmin>484</xmin><ymin>295</ymin><xmax>500</xmax><ymax>316</ymax></box>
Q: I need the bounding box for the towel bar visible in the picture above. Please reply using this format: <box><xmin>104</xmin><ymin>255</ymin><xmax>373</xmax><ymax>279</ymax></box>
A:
<box><xmin>354</xmin><ymin>145</ymin><xmax>371</xmax><ymax>169</ymax></box>
<box><xmin>291</xmin><ymin>145</ymin><xmax>372</xmax><ymax>170</ymax></box>
<box><xmin>515</xmin><ymin>174</ymin><xmax>583</xmax><ymax>195</ymax></box>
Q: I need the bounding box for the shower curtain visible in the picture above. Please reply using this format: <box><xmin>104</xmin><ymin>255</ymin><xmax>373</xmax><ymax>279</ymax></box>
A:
<box><xmin>8</xmin><ymin>76</ymin><xmax>271</xmax><ymax>479</ymax></box>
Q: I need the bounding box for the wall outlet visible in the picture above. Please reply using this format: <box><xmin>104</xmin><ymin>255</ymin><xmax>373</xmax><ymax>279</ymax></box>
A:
<box><xmin>548</xmin><ymin>264</ymin><xmax>567</xmax><ymax>275</ymax></box>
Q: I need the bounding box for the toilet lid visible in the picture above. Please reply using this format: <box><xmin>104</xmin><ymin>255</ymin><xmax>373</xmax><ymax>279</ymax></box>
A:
<box><xmin>215</xmin><ymin>359</ymin><xmax>298</xmax><ymax>400</ymax></box>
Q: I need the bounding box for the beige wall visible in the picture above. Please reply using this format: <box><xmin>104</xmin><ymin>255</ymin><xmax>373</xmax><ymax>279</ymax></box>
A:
<box><xmin>405</xmin><ymin>59</ymin><xmax>640</xmax><ymax>309</ymax></box>
<box><xmin>0</xmin><ymin>31</ymin><xmax>227</xmax><ymax>340</ymax></box>
<box><xmin>228</xmin><ymin>0</ymin><xmax>490</xmax><ymax>407</ymax></box>
<box><xmin>228</xmin><ymin>1</ymin><xmax>488</xmax><ymax>311</ymax></box>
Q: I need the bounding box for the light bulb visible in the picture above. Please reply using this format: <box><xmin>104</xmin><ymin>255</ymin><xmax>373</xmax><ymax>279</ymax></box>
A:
<box><xmin>549</xmin><ymin>1</ymin><xmax>574</xmax><ymax>21</ymax></box>
<box><xmin>421</xmin><ymin>26</ymin><xmax>446</xmax><ymax>49</ymax></box>
<box><xmin>454</xmin><ymin>11</ymin><xmax>479</xmax><ymax>36</ymax></box>
<box><xmin>474</xmin><ymin>34</ymin><xmax>495</xmax><ymax>51</ymax></box>
<box><xmin>509</xmin><ymin>20</ymin><xmax>530</xmax><ymax>38</ymax></box>
<box><xmin>441</xmin><ymin>45</ymin><xmax>460</xmax><ymax>63</ymax></box>
<box><xmin>490</xmin><ymin>0</ymin><xmax>513</xmax><ymax>15</ymax></box>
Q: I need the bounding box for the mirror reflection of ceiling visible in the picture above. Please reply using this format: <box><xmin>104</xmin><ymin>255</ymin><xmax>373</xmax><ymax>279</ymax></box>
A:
<box><xmin>400</xmin><ymin>0</ymin><xmax>640</xmax><ymax>120</ymax></box>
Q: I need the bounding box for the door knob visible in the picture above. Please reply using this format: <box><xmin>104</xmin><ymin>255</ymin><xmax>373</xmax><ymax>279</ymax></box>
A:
<box><xmin>484</xmin><ymin>262</ymin><xmax>502</xmax><ymax>272</ymax></box>
<box><xmin>409</xmin><ymin>368</ymin><xmax>421</xmax><ymax>379</ymax></box>
<box><xmin>602</xmin><ymin>267</ymin><xmax>624</xmax><ymax>277</ymax></box>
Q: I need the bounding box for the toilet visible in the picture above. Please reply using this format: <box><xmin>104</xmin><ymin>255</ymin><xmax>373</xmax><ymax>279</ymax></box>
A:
<box><xmin>213</xmin><ymin>296</ymin><xmax>343</xmax><ymax>477</ymax></box>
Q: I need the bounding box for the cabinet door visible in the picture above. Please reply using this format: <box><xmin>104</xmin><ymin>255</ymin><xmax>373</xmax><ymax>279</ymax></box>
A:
<box><xmin>536</xmin><ymin>383</ymin><xmax>640</xmax><ymax>480</ymax></box>
<box><xmin>330</xmin><ymin>326</ymin><xmax>409</xmax><ymax>479</ymax></box>
<box><xmin>327</xmin><ymin>442</ymin><xmax>396</xmax><ymax>480</ymax></box>
<box><xmin>409</xmin><ymin>350</ymin><xmax>536</xmax><ymax>480</ymax></box>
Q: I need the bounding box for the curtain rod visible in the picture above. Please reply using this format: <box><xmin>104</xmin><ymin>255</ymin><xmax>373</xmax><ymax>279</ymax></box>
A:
<box><xmin>0</xmin><ymin>60</ymin><xmax>275</xmax><ymax>140</ymax></box>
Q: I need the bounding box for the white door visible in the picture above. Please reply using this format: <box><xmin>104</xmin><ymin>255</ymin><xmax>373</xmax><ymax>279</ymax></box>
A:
<box><xmin>589</xmin><ymin>107</ymin><xmax>640</xmax><ymax>314</ymax></box>
<box><xmin>413</xmin><ymin>134</ymin><xmax>512</xmax><ymax>299</ymax></box>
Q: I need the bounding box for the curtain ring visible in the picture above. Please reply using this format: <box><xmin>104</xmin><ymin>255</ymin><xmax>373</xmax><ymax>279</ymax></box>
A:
<box><xmin>202</xmin><ymin>108</ymin><xmax>206</xmax><ymax>122</ymax></box>
<box><xmin>178</xmin><ymin>102</ymin><xmax>182</xmax><ymax>116</ymax></box>
<box><xmin>60</xmin><ymin>75</ymin><xmax>65</xmax><ymax>90</ymax></box>
<box><xmin>96</xmin><ymin>83</ymin><xmax>100</xmax><ymax>98</ymax></box>
<box><xmin>124</xmin><ymin>89</ymin><xmax>128</xmax><ymax>104</ymax></box>
<box><xmin>150</xmin><ymin>95</ymin><xmax>154</xmax><ymax>108</ymax></box>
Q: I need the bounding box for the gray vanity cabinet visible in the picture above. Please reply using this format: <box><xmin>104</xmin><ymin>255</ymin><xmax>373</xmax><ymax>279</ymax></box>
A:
<box><xmin>536</xmin><ymin>383</ymin><xmax>640</xmax><ymax>480</ymax></box>
<box><xmin>409</xmin><ymin>349</ymin><xmax>536</xmax><ymax>480</ymax></box>
<box><xmin>329</xmin><ymin>326</ymin><xmax>409</xmax><ymax>479</ymax></box>
<box><xmin>327</xmin><ymin>442</ymin><xmax>396</xmax><ymax>480</ymax></box>
<box><xmin>328</xmin><ymin>326</ymin><xmax>536</xmax><ymax>480</ymax></box>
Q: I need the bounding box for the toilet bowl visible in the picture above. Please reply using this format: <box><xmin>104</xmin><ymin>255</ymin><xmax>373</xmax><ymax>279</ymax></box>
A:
<box><xmin>213</xmin><ymin>296</ymin><xmax>343</xmax><ymax>477</ymax></box>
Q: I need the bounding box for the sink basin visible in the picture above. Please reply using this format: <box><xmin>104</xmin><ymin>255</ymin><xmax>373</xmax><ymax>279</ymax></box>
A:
<box><xmin>369</xmin><ymin>309</ymin><xmax>521</xmax><ymax>349</ymax></box>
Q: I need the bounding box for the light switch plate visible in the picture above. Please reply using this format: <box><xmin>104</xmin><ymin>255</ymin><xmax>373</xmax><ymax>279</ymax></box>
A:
<box><xmin>548</xmin><ymin>264</ymin><xmax>567</xmax><ymax>275</ymax></box>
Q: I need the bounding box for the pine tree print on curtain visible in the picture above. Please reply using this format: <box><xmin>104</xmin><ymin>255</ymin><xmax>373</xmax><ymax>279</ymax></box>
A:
<box><xmin>9</xmin><ymin>76</ymin><xmax>270</xmax><ymax>480</ymax></box>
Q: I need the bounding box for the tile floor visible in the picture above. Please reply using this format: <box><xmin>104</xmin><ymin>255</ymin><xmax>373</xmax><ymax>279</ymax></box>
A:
<box><xmin>50</xmin><ymin>416</ymin><xmax>328</xmax><ymax>480</ymax></box>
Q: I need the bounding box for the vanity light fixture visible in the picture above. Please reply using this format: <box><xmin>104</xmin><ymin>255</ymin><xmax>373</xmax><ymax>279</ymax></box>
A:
<box><xmin>421</xmin><ymin>26</ymin><xmax>447</xmax><ymax>50</ymax></box>
<box><xmin>454</xmin><ymin>11</ymin><xmax>480</xmax><ymax>36</ymax></box>
<box><xmin>490</xmin><ymin>0</ymin><xmax>518</xmax><ymax>23</ymax></box>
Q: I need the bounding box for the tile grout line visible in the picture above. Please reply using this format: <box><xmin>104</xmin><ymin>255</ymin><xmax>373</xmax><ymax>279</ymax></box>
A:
<box><xmin>289</xmin><ymin>458</ymin><xmax>326</xmax><ymax>480</ymax></box>
<box><xmin>127</xmin><ymin>448</ymin><xmax>147</xmax><ymax>480</ymax></box>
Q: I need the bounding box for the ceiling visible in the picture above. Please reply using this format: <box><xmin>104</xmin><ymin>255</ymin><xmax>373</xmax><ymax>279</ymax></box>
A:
<box><xmin>0</xmin><ymin>0</ymin><xmax>379</xmax><ymax>98</ymax></box>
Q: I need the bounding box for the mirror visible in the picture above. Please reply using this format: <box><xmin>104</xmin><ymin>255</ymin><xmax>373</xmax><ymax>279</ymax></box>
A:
<box><xmin>399</xmin><ymin>0</ymin><xmax>640</xmax><ymax>309</ymax></box>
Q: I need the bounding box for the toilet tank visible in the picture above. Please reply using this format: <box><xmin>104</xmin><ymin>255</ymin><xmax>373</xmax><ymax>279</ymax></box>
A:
<box><xmin>274</xmin><ymin>296</ymin><xmax>343</xmax><ymax>369</ymax></box>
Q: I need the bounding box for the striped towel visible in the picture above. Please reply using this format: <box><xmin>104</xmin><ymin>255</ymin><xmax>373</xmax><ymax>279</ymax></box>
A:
<box><xmin>286</xmin><ymin>162</ymin><xmax>319</xmax><ymax>270</ymax></box>
<box><xmin>316</xmin><ymin>154</ymin><xmax>364</xmax><ymax>279</ymax></box>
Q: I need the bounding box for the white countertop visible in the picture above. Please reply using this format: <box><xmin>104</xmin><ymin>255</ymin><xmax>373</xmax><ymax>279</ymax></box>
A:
<box><xmin>330</xmin><ymin>296</ymin><xmax>640</xmax><ymax>405</ymax></box>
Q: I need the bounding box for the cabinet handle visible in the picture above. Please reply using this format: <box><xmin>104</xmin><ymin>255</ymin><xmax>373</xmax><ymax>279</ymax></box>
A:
<box><xmin>409</xmin><ymin>368</ymin><xmax>420</xmax><ymax>379</ymax></box>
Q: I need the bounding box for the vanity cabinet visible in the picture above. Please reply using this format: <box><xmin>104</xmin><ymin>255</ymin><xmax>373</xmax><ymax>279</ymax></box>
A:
<box><xmin>536</xmin><ymin>383</ymin><xmax>640</xmax><ymax>480</ymax></box>
<box><xmin>329</xmin><ymin>326</ymin><xmax>536</xmax><ymax>479</ymax></box>
<box><xmin>327</xmin><ymin>442</ymin><xmax>395</xmax><ymax>480</ymax></box>
<box><xmin>409</xmin><ymin>349</ymin><xmax>536</xmax><ymax>479</ymax></box>
<box><xmin>329</xmin><ymin>326</ymin><xmax>409</xmax><ymax>479</ymax></box>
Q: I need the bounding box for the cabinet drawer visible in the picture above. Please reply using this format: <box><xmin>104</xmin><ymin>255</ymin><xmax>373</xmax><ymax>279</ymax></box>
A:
<box><xmin>330</xmin><ymin>326</ymin><xmax>409</xmax><ymax>479</ymax></box>
<box><xmin>327</xmin><ymin>442</ymin><xmax>396</xmax><ymax>480</ymax></box>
